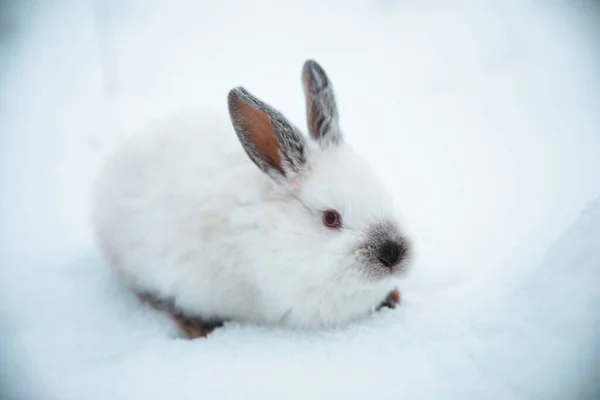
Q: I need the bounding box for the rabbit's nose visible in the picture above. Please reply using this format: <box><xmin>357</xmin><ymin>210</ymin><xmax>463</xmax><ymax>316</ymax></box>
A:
<box><xmin>377</xmin><ymin>240</ymin><xmax>406</xmax><ymax>268</ymax></box>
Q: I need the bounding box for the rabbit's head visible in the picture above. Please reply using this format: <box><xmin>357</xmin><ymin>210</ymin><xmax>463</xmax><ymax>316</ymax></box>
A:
<box><xmin>227</xmin><ymin>60</ymin><xmax>412</xmax><ymax>324</ymax></box>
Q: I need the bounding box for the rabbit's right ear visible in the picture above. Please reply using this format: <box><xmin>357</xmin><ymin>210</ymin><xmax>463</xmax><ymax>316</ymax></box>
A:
<box><xmin>228</xmin><ymin>87</ymin><xmax>308</xmax><ymax>183</ymax></box>
<box><xmin>302</xmin><ymin>60</ymin><xmax>343</xmax><ymax>148</ymax></box>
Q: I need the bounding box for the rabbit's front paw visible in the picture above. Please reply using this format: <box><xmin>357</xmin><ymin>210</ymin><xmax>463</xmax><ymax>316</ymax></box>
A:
<box><xmin>377</xmin><ymin>288</ymin><xmax>401</xmax><ymax>311</ymax></box>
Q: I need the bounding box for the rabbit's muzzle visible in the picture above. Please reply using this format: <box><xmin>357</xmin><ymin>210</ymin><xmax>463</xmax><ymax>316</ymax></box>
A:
<box><xmin>376</xmin><ymin>239</ymin><xmax>407</xmax><ymax>268</ymax></box>
<box><xmin>357</xmin><ymin>220</ymin><xmax>412</xmax><ymax>278</ymax></box>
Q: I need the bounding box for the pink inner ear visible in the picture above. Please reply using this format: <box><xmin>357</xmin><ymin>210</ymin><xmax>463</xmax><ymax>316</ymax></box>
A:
<box><xmin>302</xmin><ymin>73</ymin><xmax>321</xmax><ymax>141</ymax></box>
<box><xmin>233</xmin><ymin>97</ymin><xmax>284</xmax><ymax>175</ymax></box>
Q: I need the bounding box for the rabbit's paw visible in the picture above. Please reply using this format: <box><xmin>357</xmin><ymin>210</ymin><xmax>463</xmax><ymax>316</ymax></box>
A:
<box><xmin>377</xmin><ymin>288</ymin><xmax>401</xmax><ymax>311</ymax></box>
<box><xmin>171</xmin><ymin>312</ymin><xmax>224</xmax><ymax>339</ymax></box>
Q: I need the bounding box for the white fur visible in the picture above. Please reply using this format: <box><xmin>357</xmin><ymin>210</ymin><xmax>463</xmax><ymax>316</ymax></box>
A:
<box><xmin>92</xmin><ymin>108</ymin><xmax>409</xmax><ymax>330</ymax></box>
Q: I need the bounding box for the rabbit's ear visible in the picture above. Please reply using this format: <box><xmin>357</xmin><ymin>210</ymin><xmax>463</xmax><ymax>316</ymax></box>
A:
<box><xmin>302</xmin><ymin>60</ymin><xmax>343</xmax><ymax>148</ymax></box>
<box><xmin>228</xmin><ymin>87</ymin><xmax>307</xmax><ymax>182</ymax></box>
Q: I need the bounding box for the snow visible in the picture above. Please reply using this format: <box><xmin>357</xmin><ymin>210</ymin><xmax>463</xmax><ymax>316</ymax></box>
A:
<box><xmin>1</xmin><ymin>0</ymin><xmax>599</xmax><ymax>399</ymax></box>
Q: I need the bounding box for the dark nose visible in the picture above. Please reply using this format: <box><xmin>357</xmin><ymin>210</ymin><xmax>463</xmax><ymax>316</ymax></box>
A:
<box><xmin>377</xmin><ymin>240</ymin><xmax>405</xmax><ymax>268</ymax></box>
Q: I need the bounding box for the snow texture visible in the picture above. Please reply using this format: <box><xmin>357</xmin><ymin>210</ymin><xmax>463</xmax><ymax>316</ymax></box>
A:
<box><xmin>1</xmin><ymin>0</ymin><xmax>599</xmax><ymax>399</ymax></box>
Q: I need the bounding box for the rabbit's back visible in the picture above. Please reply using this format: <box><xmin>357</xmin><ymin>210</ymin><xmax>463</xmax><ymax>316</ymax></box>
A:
<box><xmin>92</xmin><ymin>112</ymin><xmax>267</xmax><ymax>319</ymax></box>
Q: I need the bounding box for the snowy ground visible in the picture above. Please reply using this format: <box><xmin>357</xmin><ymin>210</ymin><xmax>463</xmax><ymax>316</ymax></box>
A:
<box><xmin>1</xmin><ymin>0</ymin><xmax>599</xmax><ymax>399</ymax></box>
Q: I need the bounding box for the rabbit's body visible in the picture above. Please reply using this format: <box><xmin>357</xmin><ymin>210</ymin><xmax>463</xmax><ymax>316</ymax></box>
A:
<box><xmin>93</xmin><ymin>60</ymin><xmax>412</xmax><ymax>336</ymax></box>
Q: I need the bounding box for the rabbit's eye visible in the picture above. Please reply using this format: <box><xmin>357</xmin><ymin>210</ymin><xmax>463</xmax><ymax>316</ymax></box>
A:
<box><xmin>322</xmin><ymin>209</ymin><xmax>342</xmax><ymax>229</ymax></box>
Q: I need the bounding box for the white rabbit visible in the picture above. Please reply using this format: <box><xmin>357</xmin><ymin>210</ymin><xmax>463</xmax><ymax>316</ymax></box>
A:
<box><xmin>92</xmin><ymin>60</ymin><xmax>412</xmax><ymax>338</ymax></box>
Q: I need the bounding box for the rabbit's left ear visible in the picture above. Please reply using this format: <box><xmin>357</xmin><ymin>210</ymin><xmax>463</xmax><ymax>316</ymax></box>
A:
<box><xmin>302</xmin><ymin>60</ymin><xmax>343</xmax><ymax>148</ymax></box>
<box><xmin>228</xmin><ymin>87</ymin><xmax>308</xmax><ymax>183</ymax></box>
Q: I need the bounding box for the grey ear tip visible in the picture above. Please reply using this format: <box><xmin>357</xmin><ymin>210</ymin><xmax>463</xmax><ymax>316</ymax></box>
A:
<box><xmin>227</xmin><ymin>86</ymin><xmax>252</xmax><ymax>110</ymax></box>
<box><xmin>228</xmin><ymin>86</ymin><xmax>246</xmax><ymax>100</ymax></box>
<box><xmin>302</xmin><ymin>59</ymin><xmax>329</xmax><ymax>83</ymax></box>
<box><xmin>303</xmin><ymin>59</ymin><xmax>318</xmax><ymax>69</ymax></box>
<box><xmin>303</xmin><ymin>59</ymin><xmax>319</xmax><ymax>71</ymax></box>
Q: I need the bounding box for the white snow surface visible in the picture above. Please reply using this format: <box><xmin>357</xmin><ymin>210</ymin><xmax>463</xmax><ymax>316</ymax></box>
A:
<box><xmin>1</xmin><ymin>0</ymin><xmax>599</xmax><ymax>399</ymax></box>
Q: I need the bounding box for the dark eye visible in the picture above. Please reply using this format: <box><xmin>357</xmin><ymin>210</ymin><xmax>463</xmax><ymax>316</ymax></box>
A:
<box><xmin>322</xmin><ymin>209</ymin><xmax>342</xmax><ymax>229</ymax></box>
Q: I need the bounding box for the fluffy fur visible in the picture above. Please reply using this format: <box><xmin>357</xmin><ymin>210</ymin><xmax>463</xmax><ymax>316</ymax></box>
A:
<box><xmin>91</xmin><ymin>60</ymin><xmax>413</xmax><ymax>332</ymax></box>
